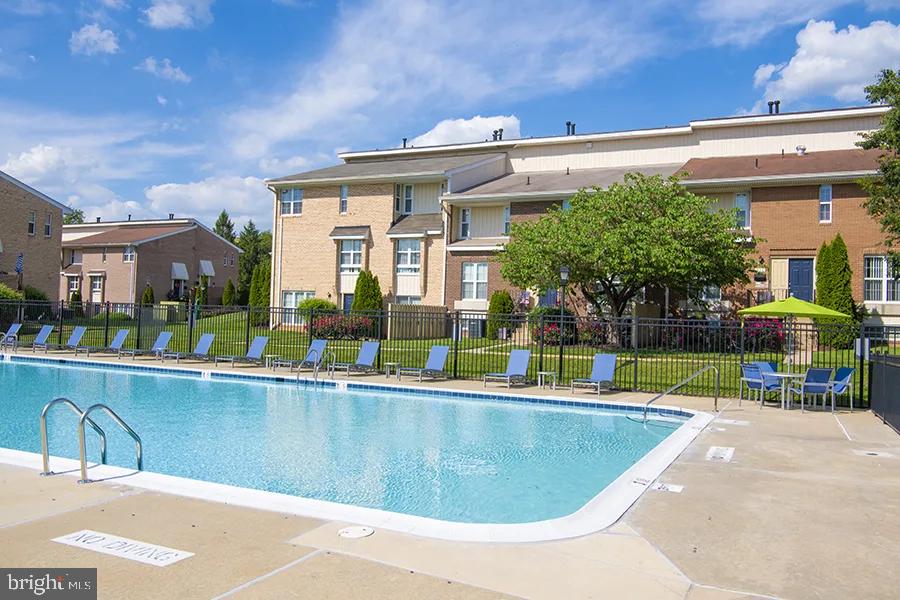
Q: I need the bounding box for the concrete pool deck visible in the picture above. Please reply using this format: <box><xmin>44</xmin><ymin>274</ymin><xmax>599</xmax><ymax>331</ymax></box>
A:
<box><xmin>1</xmin><ymin>351</ymin><xmax>899</xmax><ymax>599</ymax></box>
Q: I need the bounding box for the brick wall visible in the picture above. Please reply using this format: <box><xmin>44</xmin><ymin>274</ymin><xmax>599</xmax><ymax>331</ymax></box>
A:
<box><xmin>0</xmin><ymin>177</ymin><xmax>63</xmax><ymax>300</ymax></box>
<box><xmin>59</xmin><ymin>246</ymin><xmax>136</xmax><ymax>303</ymax></box>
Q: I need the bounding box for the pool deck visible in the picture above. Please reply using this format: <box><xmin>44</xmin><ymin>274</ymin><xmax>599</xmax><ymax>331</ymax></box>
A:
<box><xmin>2</xmin><ymin>351</ymin><xmax>899</xmax><ymax>599</ymax></box>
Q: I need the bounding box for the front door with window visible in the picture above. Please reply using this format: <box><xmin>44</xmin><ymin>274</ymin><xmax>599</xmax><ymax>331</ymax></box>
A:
<box><xmin>788</xmin><ymin>258</ymin><xmax>814</xmax><ymax>301</ymax></box>
<box><xmin>342</xmin><ymin>293</ymin><xmax>354</xmax><ymax>313</ymax></box>
<box><xmin>90</xmin><ymin>276</ymin><xmax>103</xmax><ymax>303</ymax></box>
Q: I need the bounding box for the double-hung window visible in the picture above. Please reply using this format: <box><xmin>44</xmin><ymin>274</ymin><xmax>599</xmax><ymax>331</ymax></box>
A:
<box><xmin>339</xmin><ymin>185</ymin><xmax>348</xmax><ymax>214</ymax></box>
<box><xmin>280</xmin><ymin>188</ymin><xmax>303</xmax><ymax>215</ymax></box>
<box><xmin>223</xmin><ymin>252</ymin><xmax>228</xmax><ymax>266</ymax></box>
<box><xmin>27</xmin><ymin>211</ymin><xmax>36</xmax><ymax>235</ymax></box>
<box><xmin>282</xmin><ymin>290</ymin><xmax>314</xmax><ymax>325</ymax></box>
<box><xmin>864</xmin><ymin>256</ymin><xmax>899</xmax><ymax>302</ymax></box>
<box><xmin>101</xmin><ymin>247</ymin><xmax>107</xmax><ymax>263</ymax></box>
<box><xmin>503</xmin><ymin>205</ymin><xmax>511</xmax><ymax>235</ymax></box>
<box><xmin>734</xmin><ymin>192</ymin><xmax>750</xmax><ymax>229</ymax></box>
<box><xmin>700</xmin><ymin>285</ymin><xmax>722</xmax><ymax>302</ymax></box>
<box><xmin>123</xmin><ymin>246</ymin><xmax>135</xmax><ymax>263</ymax></box>
<box><xmin>394</xmin><ymin>184</ymin><xmax>413</xmax><ymax>214</ymax></box>
<box><xmin>340</xmin><ymin>239</ymin><xmax>362</xmax><ymax>273</ymax></box>
<box><xmin>819</xmin><ymin>184</ymin><xmax>832</xmax><ymax>223</ymax></box>
<box><xmin>459</xmin><ymin>208</ymin><xmax>471</xmax><ymax>239</ymax></box>
<box><xmin>462</xmin><ymin>262</ymin><xmax>488</xmax><ymax>300</ymax></box>
<box><xmin>396</xmin><ymin>239</ymin><xmax>421</xmax><ymax>274</ymax></box>
<box><xmin>230</xmin><ymin>253</ymin><xmax>235</xmax><ymax>266</ymax></box>
<box><xmin>44</xmin><ymin>214</ymin><xmax>52</xmax><ymax>237</ymax></box>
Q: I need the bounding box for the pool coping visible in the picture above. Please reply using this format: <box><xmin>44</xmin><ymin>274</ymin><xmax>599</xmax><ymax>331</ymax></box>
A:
<box><xmin>0</xmin><ymin>352</ymin><xmax>714</xmax><ymax>543</ymax></box>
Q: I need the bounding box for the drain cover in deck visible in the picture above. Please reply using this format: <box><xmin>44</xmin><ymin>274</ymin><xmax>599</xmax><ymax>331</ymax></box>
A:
<box><xmin>338</xmin><ymin>526</ymin><xmax>374</xmax><ymax>539</ymax></box>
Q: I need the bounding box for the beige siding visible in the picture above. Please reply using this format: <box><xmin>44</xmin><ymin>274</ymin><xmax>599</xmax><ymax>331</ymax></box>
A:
<box><xmin>470</xmin><ymin>206</ymin><xmax>506</xmax><ymax>238</ymax></box>
<box><xmin>448</xmin><ymin>157</ymin><xmax>507</xmax><ymax>192</ymax></box>
<box><xmin>413</xmin><ymin>182</ymin><xmax>441</xmax><ymax>214</ymax></box>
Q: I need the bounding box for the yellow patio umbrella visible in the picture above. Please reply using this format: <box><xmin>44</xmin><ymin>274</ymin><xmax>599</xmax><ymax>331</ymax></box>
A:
<box><xmin>737</xmin><ymin>296</ymin><xmax>851</xmax><ymax>372</ymax></box>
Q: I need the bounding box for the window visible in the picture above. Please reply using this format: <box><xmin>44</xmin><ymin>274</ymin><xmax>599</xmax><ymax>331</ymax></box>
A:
<box><xmin>282</xmin><ymin>290</ymin><xmax>314</xmax><ymax>325</ymax></box>
<box><xmin>819</xmin><ymin>184</ymin><xmax>832</xmax><ymax>223</ymax></box>
<box><xmin>223</xmin><ymin>252</ymin><xmax>228</xmax><ymax>266</ymax></box>
<box><xmin>340</xmin><ymin>185</ymin><xmax>348</xmax><ymax>213</ymax></box>
<box><xmin>459</xmin><ymin>208</ymin><xmax>471</xmax><ymax>239</ymax></box>
<box><xmin>864</xmin><ymin>255</ymin><xmax>899</xmax><ymax>303</ymax></box>
<box><xmin>230</xmin><ymin>253</ymin><xmax>235</xmax><ymax>266</ymax></box>
<box><xmin>700</xmin><ymin>285</ymin><xmax>722</xmax><ymax>302</ymax></box>
<box><xmin>68</xmin><ymin>277</ymin><xmax>79</xmax><ymax>292</ymax></box>
<box><xmin>172</xmin><ymin>279</ymin><xmax>186</xmax><ymax>298</ymax></box>
<box><xmin>734</xmin><ymin>192</ymin><xmax>750</xmax><ymax>229</ymax></box>
<box><xmin>123</xmin><ymin>246</ymin><xmax>135</xmax><ymax>263</ymax></box>
<box><xmin>27</xmin><ymin>211</ymin><xmax>36</xmax><ymax>235</ymax></box>
<box><xmin>340</xmin><ymin>239</ymin><xmax>362</xmax><ymax>273</ymax></box>
<box><xmin>44</xmin><ymin>214</ymin><xmax>51</xmax><ymax>237</ymax></box>
<box><xmin>462</xmin><ymin>262</ymin><xmax>488</xmax><ymax>300</ymax></box>
<box><xmin>395</xmin><ymin>295</ymin><xmax>421</xmax><ymax>305</ymax></box>
<box><xmin>503</xmin><ymin>205</ymin><xmax>511</xmax><ymax>235</ymax></box>
<box><xmin>396</xmin><ymin>239</ymin><xmax>421</xmax><ymax>274</ymax></box>
<box><xmin>90</xmin><ymin>276</ymin><xmax>103</xmax><ymax>292</ymax></box>
<box><xmin>562</xmin><ymin>198</ymin><xmax>572</xmax><ymax>211</ymax></box>
<box><xmin>68</xmin><ymin>249</ymin><xmax>82</xmax><ymax>265</ymax></box>
<box><xmin>101</xmin><ymin>247</ymin><xmax>107</xmax><ymax>263</ymax></box>
<box><xmin>280</xmin><ymin>188</ymin><xmax>303</xmax><ymax>215</ymax></box>
<box><xmin>402</xmin><ymin>184</ymin><xmax>413</xmax><ymax>214</ymax></box>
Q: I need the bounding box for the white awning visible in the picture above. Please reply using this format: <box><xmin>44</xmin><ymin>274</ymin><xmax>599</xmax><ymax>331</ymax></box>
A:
<box><xmin>171</xmin><ymin>262</ymin><xmax>189</xmax><ymax>280</ymax></box>
<box><xmin>199</xmin><ymin>260</ymin><xmax>215</xmax><ymax>277</ymax></box>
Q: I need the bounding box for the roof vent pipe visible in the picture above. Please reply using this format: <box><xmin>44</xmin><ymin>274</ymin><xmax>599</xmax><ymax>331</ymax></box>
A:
<box><xmin>169</xmin><ymin>212</ymin><xmax>175</xmax><ymax>219</ymax></box>
<box><xmin>492</xmin><ymin>129</ymin><xmax>499</xmax><ymax>141</ymax></box>
<box><xmin>402</xmin><ymin>137</ymin><xmax>407</xmax><ymax>148</ymax></box>
<box><xmin>526</xmin><ymin>176</ymin><xmax>531</xmax><ymax>185</ymax></box>
<box><xmin>796</xmin><ymin>145</ymin><xmax>806</xmax><ymax>156</ymax></box>
<box><xmin>774</xmin><ymin>100</ymin><xmax>781</xmax><ymax>114</ymax></box>
<box><xmin>767</xmin><ymin>101</ymin><xmax>774</xmax><ymax>115</ymax></box>
<box><xmin>566</xmin><ymin>167</ymin><xmax>570</xmax><ymax>175</ymax></box>
<box><xmin>498</xmin><ymin>128</ymin><xmax>503</xmax><ymax>140</ymax></box>
<box><xmin>127</xmin><ymin>214</ymin><xmax>131</xmax><ymax>221</ymax></box>
<box><xmin>96</xmin><ymin>216</ymin><xmax>101</xmax><ymax>223</ymax></box>
<box><xmin>570</xmin><ymin>122</ymin><xmax>575</xmax><ymax>135</ymax></box>
<box><xmin>565</xmin><ymin>121</ymin><xmax>572</xmax><ymax>135</ymax></box>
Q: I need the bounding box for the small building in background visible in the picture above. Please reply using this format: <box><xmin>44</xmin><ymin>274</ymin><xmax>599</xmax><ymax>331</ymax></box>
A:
<box><xmin>60</xmin><ymin>216</ymin><xmax>241</xmax><ymax>306</ymax></box>
<box><xmin>0</xmin><ymin>169</ymin><xmax>69</xmax><ymax>301</ymax></box>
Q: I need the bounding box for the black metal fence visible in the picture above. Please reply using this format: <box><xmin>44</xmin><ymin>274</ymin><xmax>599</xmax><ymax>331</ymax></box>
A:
<box><xmin>870</xmin><ymin>354</ymin><xmax>900</xmax><ymax>433</ymax></box>
<box><xmin>1</xmin><ymin>299</ymin><xmax>896</xmax><ymax>408</ymax></box>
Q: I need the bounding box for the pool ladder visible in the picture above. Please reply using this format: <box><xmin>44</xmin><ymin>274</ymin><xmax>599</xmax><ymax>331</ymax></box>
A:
<box><xmin>297</xmin><ymin>350</ymin><xmax>335</xmax><ymax>386</ymax></box>
<box><xmin>39</xmin><ymin>398</ymin><xmax>143</xmax><ymax>484</ymax></box>
<box><xmin>642</xmin><ymin>365</ymin><xmax>720</xmax><ymax>422</ymax></box>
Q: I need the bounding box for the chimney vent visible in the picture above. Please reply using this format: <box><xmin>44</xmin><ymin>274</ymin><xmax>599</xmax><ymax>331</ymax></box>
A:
<box><xmin>169</xmin><ymin>212</ymin><xmax>175</xmax><ymax>220</ymax></box>
<box><xmin>526</xmin><ymin>176</ymin><xmax>531</xmax><ymax>185</ymax></box>
<box><xmin>127</xmin><ymin>214</ymin><xmax>131</xmax><ymax>221</ymax></box>
<box><xmin>498</xmin><ymin>128</ymin><xmax>503</xmax><ymax>140</ymax></box>
<box><xmin>95</xmin><ymin>216</ymin><xmax>101</xmax><ymax>223</ymax></box>
<box><xmin>774</xmin><ymin>100</ymin><xmax>781</xmax><ymax>114</ymax></box>
<box><xmin>795</xmin><ymin>145</ymin><xmax>806</xmax><ymax>156</ymax></box>
<box><xmin>767</xmin><ymin>101</ymin><xmax>774</xmax><ymax>115</ymax></box>
<box><xmin>492</xmin><ymin>129</ymin><xmax>499</xmax><ymax>141</ymax></box>
<box><xmin>566</xmin><ymin>167</ymin><xmax>570</xmax><ymax>175</ymax></box>
<box><xmin>570</xmin><ymin>122</ymin><xmax>576</xmax><ymax>135</ymax></box>
<box><xmin>402</xmin><ymin>137</ymin><xmax>407</xmax><ymax>148</ymax></box>
<box><xmin>565</xmin><ymin>121</ymin><xmax>572</xmax><ymax>135</ymax></box>
<box><xmin>755</xmin><ymin>158</ymin><xmax>759</xmax><ymax>169</ymax></box>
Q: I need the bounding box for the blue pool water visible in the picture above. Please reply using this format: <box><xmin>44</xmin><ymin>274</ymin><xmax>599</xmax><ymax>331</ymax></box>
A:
<box><xmin>0</xmin><ymin>360</ymin><xmax>682</xmax><ymax>523</ymax></box>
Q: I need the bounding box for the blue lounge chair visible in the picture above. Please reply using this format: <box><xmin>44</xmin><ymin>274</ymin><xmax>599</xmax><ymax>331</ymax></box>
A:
<box><xmin>788</xmin><ymin>368</ymin><xmax>833</xmax><ymax>412</ymax></box>
<box><xmin>161</xmin><ymin>333</ymin><xmax>214</xmax><ymax>363</ymax></box>
<box><xmin>1</xmin><ymin>323</ymin><xmax>22</xmax><ymax>350</ymax></box>
<box><xmin>332</xmin><ymin>341</ymin><xmax>380</xmax><ymax>377</ymax></box>
<box><xmin>30</xmin><ymin>325</ymin><xmax>55</xmax><ymax>353</ymax></box>
<box><xmin>398</xmin><ymin>345</ymin><xmax>450</xmax><ymax>381</ymax></box>
<box><xmin>828</xmin><ymin>367</ymin><xmax>855</xmax><ymax>412</ymax></box>
<box><xmin>483</xmin><ymin>349</ymin><xmax>531</xmax><ymax>388</ymax></box>
<box><xmin>273</xmin><ymin>339</ymin><xmax>328</xmax><ymax>371</ymax></box>
<box><xmin>215</xmin><ymin>335</ymin><xmax>269</xmax><ymax>367</ymax></box>
<box><xmin>65</xmin><ymin>326</ymin><xmax>89</xmax><ymax>355</ymax></box>
<box><xmin>118</xmin><ymin>331</ymin><xmax>173</xmax><ymax>359</ymax></box>
<box><xmin>78</xmin><ymin>328</ymin><xmax>129</xmax><ymax>357</ymax></box>
<box><xmin>571</xmin><ymin>353</ymin><xmax>617</xmax><ymax>396</ymax></box>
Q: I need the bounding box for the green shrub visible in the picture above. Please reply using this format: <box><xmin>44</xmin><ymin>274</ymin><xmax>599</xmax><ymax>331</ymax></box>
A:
<box><xmin>351</xmin><ymin>270</ymin><xmax>383</xmax><ymax>312</ymax></box>
<box><xmin>222</xmin><ymin>279</ymin><xmax>236</xmax><ymax>306</ymax></box>
<box><xmin>527</xmin><ymin>305</ymin><xmax>576</xmax><ymax>344</ymax></box>
<box><xmin>141</xmin><ymin>284</ymin><xmax>155</xmax><ymax>305</ymax></box>
<box><xmin>0</xmin><ymin>283</ymin><xmax>24</xmax><ymax>301</ymax></box>
<box><xmin>297</xmin><ymin>297</ymin><xmax>338</xmax><ymax>313</ymax></box>
<box><xmin>23</xmin><ymin>286</ymin><xmax>48</xmax><ymax>301</ymax></box>
<box><xmin>486</xmin><ymin>290</ymin><xmax>515</xmax><ymax>339</ymax></box>
<box><xmin>92</xmin><ymin>311</ymin><xmax>131</xmax><ymax>322</ymax></box>
<box><xmin>815</xmin><ymin>234</ymin><xmax>860</xmax><ymax>348</ymax></box>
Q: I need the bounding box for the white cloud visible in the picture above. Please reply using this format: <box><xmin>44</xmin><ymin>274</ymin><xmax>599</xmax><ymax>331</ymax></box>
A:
<box><xmin>156</xmin><ymin>95</ymin><xmax>168</xmax><ymax>106</ymax></box>
<box><xmin>227</xmin><ymin>0</ymin><xmax>660</xmax><ymax>160</ymax></box>
<box><xmin>144</xmin><ymin>175</ymin><xmax>270</xmax><ymax>228</ymax></box>
<box><xmin>69</xmin><ymin>24</ymin><xmax>119</xmax><ymax>56</ymax></box>
<box><xmin>100</xmin><ymin>0</ymin><xmax>128</xmax><ymax>8</ymax></box>
<box><xmin>1</xmin><ymin>0</ymin><xmax>60</xmax><ymax>16</ymax></box>
<box><xmin>136</xmin><ymin>56</ymin><xmax>191</xmax><ymax>83</ymax></box>
<box><xmin>410</xmin><ymin>115</ymin><xmax>521</xmax><ymax>147</ymax></box>
<box><xmin>144</xmin><ymin>0</ymin><xmax>214</xmax><ymax>29</ymax></box>
<box><xmin>258</xmin><ymin>155</ymin><xmax>309</xmax><ymax>175</ymax></box>
<box><xmin>753</xmin><ymin>63</ymin><xmax>783</xmax><ymax>88</ymax></box>
<box><xmin>754</xmin><ymin>20</ymin><xmax>900</xmax><ymax>107</ymax></box>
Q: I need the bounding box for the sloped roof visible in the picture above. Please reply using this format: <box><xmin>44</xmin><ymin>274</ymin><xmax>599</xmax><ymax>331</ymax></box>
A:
<box><xmin>329</xmin><ymin>225</ymin><xmax>371</xmax><ymax>239</ymax></box>
<box><xmin>63</xmin><ymin>224</ymin><xmax>193</xmax><ymax>247</ymax></box>
<box><xmin>679</xmin><ymin>149</ymin><xmax>882</xmax><ymax>181</ymax></box>
<box><xmin>386</xmin><ymin>213</ymin><xmax>443</xmax><ymax>236</ymax></box>
<box><xmin>267</xmin><ymin>153</ymin><xmax>504</xmax><ymax>184</ymax></box>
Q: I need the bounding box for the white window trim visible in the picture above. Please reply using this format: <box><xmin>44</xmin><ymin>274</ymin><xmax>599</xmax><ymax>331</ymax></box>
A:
<box><xmin>90</xmin><ymin>276</ymin><xmax>103</xmax><ymax>292</ymax></box>
<box><xmin>396</xmin><ymin>239</ymin><xmax>421</xmax><ymax>274</ymax></box>
<box><xmin>818</xmin><ymin>184</ymin><xmax>833</xmax><ymax>224</ymax></box>
<box><xmin>123</xmin><ymin>246</ymin><xmax>136</xmax><ymax>263</ymax></box>
<box><xmin>340</xmin><ymin>184</ymin><xmax>349</xmax><ymax>214</ymax></box>
<box><xmin>395</xmin><ymin>295</ymin><xmax>421</xmax><ymax>305</ymax></box>
<box><xmin>44</xmin><ymin>213</ymin><xmax>52</xmax><ymax>238</ymax></box>
<box><xmin>280</xmin><ymin>188</ymin><xmax>303</xmax><ymax>216</ymax></box>
<box><xmin>340</xmin><ymin>239</ymin><xmax>362</xmax><ymax>273</ymax></box>
<box><xmin>462</xmin><ymin>261</ymin><xmax>488</xmax><ymax>300</ymax></box>
<box><xmin>460</xmin><ymin>208</ymin><xmax>471</xmax><ymax>239</ymax></box>
<box><xmin>223</xmin><ymin>252</ymin><xmax>228</xmax><ymax>266</ymax></box>
<box><xmin>68</xmin><ymin>276</ymin><xmax>80</xmax><ymax>291</ymax></box>
<box><xmin>402</xmin><ymin>184</ymin><xmax>414</xmax><ymax>214</ymax></box>
<box><xmin>734</xmin><ymin>191</ymin><xmax>751</xmax><ymax>230</ymax></box>
<box><xmin>27</xmin><ymin>211</ymin><xmax>36</xmax><ymax>236</ymax></box>
<box><xmin>864</xmin><ymin>255</ymin><xmax>899</xmax><ymax>303</ymax></box>
<box><xmin>503</xmin><ymin>205</ymin><xmax>511</xmax><ymax>235</ymax></box>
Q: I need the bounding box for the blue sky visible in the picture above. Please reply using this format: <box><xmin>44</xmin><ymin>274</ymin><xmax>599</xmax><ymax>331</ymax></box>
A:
<box><xmin>1</xmin><ymin>0</ymin><xmax>899</xmax><ymax>230</ymax></box>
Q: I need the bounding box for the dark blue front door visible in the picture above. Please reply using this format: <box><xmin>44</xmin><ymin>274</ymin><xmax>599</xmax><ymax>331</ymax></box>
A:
<box><xmin>342</xmin><ymin>294</ymin><xmax>354</xmax><ymax>313</ymax></box>
<box><xmin>788</xmin><ymin>258</ymin><xmax>814</xmax><ymax>301</ymax></box>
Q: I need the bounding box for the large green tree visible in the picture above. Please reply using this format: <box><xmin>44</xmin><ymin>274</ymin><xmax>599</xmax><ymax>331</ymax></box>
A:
<box><xmin>499</xmin><ymin>173</ymin><xmax>756</xmax><ymax>317</ymax></box>
<box><xmin>63</xmin><ymin>208</ymin><xmax>85</xmax><ymax>224</ymax></box>
<box><xmin>236</xmin><ymin>220</ymin><xmax>262</xmax><ymax>304</ymax></box>
<box><xmin>858</xmin><ymin>69</ymin><xmax>900</xmax><ymax>253</ymax></box>
<box><xmin>815</xmin><ymin>234</ymin><xmax>859</xmax><ymax>347</ymax></box>
<box><xmin>214</xmin><ymin>210</ymin><xmax>236</xmax><ymax>243</ymax></box>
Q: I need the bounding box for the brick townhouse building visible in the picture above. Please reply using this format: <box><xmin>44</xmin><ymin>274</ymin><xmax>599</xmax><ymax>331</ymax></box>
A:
<box><xmin>60</xmin><ymin>216</ymin><xmax>241</xmax><ymax>305</ymax></box>
<box><xmin>0</xmin><ymin>169</ymin><xmax>69</xmax><ymax>301</ymax></box>
<box><xmin>267</xmin><ymin>105</ymin><xmax>898</xmax><ymax>325</ymax></box>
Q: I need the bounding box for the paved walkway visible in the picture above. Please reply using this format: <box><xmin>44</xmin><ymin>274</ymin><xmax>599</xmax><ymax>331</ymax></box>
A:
<box><xmin>1</xmin><ymin>353</ymin><xmax>898</xmax><ymax>598</ymax></box>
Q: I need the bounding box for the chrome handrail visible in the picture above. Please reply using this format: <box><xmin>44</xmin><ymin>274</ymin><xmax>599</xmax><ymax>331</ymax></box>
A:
<box><xmin>40</xmin><ymin>397</ymin><xmax>108</xmax><ymax>476</ymax></box>
<box><xmin>316</xmin><ymin>351</ymin><xmax>336</xmax><ymax>384</ymax></box>
<box><xmin>643</xmin><ymin>365</ymin><xmax>719</xmax><ymax>422</ymax></box>
<box><xmin>77</xmin><ymin>404</ymin><xmax>142</xmax><ymax>483</ymax></box>
<box><xmin>296</xmin><ymin>348</ymin><xmax>320</xmax><ymax>382</ymax></box>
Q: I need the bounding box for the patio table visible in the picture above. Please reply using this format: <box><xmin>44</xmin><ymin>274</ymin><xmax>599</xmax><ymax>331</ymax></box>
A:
<box><xmin>765</xmin><ymin>372</ymin><xmax>805</xmax><ymax>409</ymax></box>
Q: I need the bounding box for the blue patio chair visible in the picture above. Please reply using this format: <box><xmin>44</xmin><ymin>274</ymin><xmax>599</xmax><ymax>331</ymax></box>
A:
<box><xmin>29</xmin><ymin>325</ymin><xmax>54</xmax><ymax>353</ymax></box>
<box><xmin>787</xmin><ymin>367</ymin><xmax>833</xmax><ymax>412</ymax></box>
<box><xmin>66</xmin><ymin>326</ymin><xmax>89</xmax><ymax>355</ymax></box>
<box><xmin>332</xmin><ymin>341</ymin><xmax>380</xmax><ymax>377</ymax></box>
<box><xmin>571</xmin><ymin>353</ymin><xmax>617</xmax><ymax>396</ymax></box>
<box><xmin>483</xmin><ymin>349</ymin><xmax>531</xmax><ymax>388</ymax></box>
<box><xmin>78</xmin><ymin>328</ymin><xmax>128</xmax><ymax>357</ymax></box>
<box><xmin>1</xmin><ymin>323</ymin><xmax>22</xmax><ymax>350</ymax></box>
<box><xmin>740</xmin><ymin>363</ymin><xmax>781</xmax><ymax>408</ymax></box>
<box><xmin>274</xmin><ymin>339</ymin><xmax>328</xmax><ymax>372</ymax></box>
<box><xmin>162</xmin><ymin>333</ymin><xmax>215</xmax><ymax>363</ymax></box>
<box><xmin>398</xmin><ymin>345</ymin><xmax>450</xmax><ymax>381</ymax></box>
<box><xmin>828</xmin><ymin>367</ymin><xmax>855</xmax><ymax>413</ymax></box>
<box><xmin>215</xmin><ymin>335</ymin><xmax>269</xmax><ymax>367</ymax></box>
<box><xmin>119</xmin><ymin>331</ymin><xmax>173</xmax><ymax>359</ymax></box>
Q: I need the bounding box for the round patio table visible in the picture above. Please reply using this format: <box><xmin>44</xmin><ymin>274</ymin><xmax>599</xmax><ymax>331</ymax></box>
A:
<box><xmin>765</xmin><ymin>372</ymin><xmax>805</xmax><ymax>409</ymax></box>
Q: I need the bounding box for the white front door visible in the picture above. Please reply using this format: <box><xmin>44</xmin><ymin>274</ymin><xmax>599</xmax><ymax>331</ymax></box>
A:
<box><xmin>90</xmin><ymin>276</ymin><xmax>103</xmax><ymax>303</ymax></box>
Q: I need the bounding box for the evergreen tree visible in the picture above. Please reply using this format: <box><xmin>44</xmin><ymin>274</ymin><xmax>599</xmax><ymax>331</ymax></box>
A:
<box><xmin>351</xmin><ymin>270</ymin><xmax>383</xmax><ymax>312</ymax></box>
<box><xmin>487</xmin><ymin>290</ymin><xmax>515</xmax><ymax>339</ymax></box>
<box><xmin>222</xmin><ymin>279</ymin><xmax>236</xmax><ymax>306</ymax></box>
<box><xmin>141</xmin><ymin>284</ymin><xmax>155</xmax><ymax>305</ymax></box>
<box><xmin>236</xmin><ymin>220</ymin><xmax>262</xmax><ymax>304</ymax></box>
<box><xmin>815</xmin><ymin>241</ymin><xmax>833</xmax><ymax>308</ymax></box>
<box><xmin>214</xmin><ymin>210</ymin><xmax>236</xmax><ymax>243</ymax></box>
<box><xmin>816</xmin><ymin>234</ymin><xmax>858</xmax><ymax>347</ymax></box>
<box><xmin>248</xmin><ymin>266</ymin><xmax>261</xmax><ymax>309</ymax></box>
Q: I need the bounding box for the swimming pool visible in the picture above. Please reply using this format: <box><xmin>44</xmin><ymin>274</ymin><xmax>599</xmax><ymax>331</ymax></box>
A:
<box><xmin>0</xmin><ymin>356</ymin><xmax>709</xmax><ymax>540</ymax></box>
